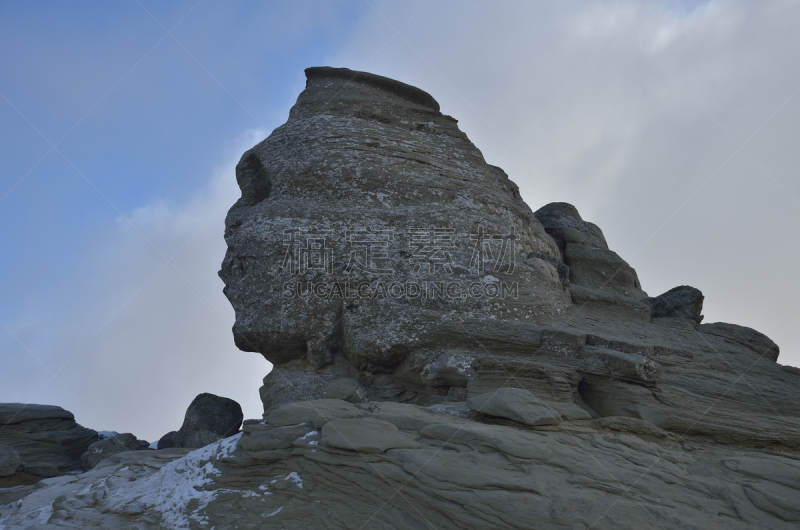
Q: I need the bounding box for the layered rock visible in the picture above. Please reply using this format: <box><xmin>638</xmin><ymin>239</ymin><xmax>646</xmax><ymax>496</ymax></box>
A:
<box><xmin>3</xmin><ymin>399</ymin><xmax>800</xmax><ymax>528</ymax></box>
<box><xmin>213</xmin><ymin>68</ymin><xmax>800</xmax><ymax>462</ymax></box>
<box><xmin>642</xmin><ymin>285</ymin><xmax>704</xmax><ymax>323</ymax></box>
<box><xmin>3</xmin><ymin>67</ymin><xmax>797</xmax><ymax>529</ymax></box>
<box><xmin>0</xmin><ymin>404</ymin><xmax>97</xmax><ymax>473</ymax></box>
<box><xmin>219</xmin><ymin>66</ymin><xmax>571</xmax><ymax>380</ymax></box>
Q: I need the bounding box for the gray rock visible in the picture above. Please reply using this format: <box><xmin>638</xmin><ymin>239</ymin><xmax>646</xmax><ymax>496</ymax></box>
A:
<box><xmin>581</xmin><ymin>348</ymin><xmax>663</xmax><ymax>387</ymax></box>
<box><xmin>0</xmin><ymin>444</ymin><xmax>22</xmax><ymax>477</ymax></box>
<box><xmin>534</xmin><ymin>202</ymin><xmax>648</xmax><ymax>300</ymax></box>
<box><xmin>466</xmin><ymin>387</ymin><xmax>562</xmax><ymax>426</ymax></box>
<box><xmin>156</xmin><ymin>430</ymin><xmax>180</xmax><ymax>449</ymax></box>
<box><xmin>214</xmin><ymin>67</ymin><xmax>800</xmax><ymax>454</ymax></box>
<box><xmin>260</xmin><ymin>368</ymin><xmax>334</xmax><ymax>413</ymax></box>
<box><xmin>5</xmin><ymin>399</ymin><xmax>800</xmax><ymax>529</ymax></box>
<box><xmin>80</xmin><ymin>433</ymin><xmax>143</xmax><ymax>470</ymax></box>
<box><xmin>0</xmin><ymin>403</ymin><xmax>98</xmax><ymax>472</ymax></box>
<box><xmin>642</xmin><ymin>285</ymin><xmax>704</xmax><ymax>323</ymax></box>
<box><xmin>699</xmin><ymin>321</ymin><xmax>780</xmax><ymax>361</ymax></box>
<box><xmin>320</xmin><ymin>418</ymin><xmax>419</xmax><ymax>453</ymax></box>
<box><xmin>219</xmin><ymin>65</ymin><xmax>571</xmax><ymax>377</ymax></box>
<box><xmin>23</xmin><ymin>461</ymin><xmax>58</xmax><ymax>478</ymax></box>
<box><xmin>175</xmin><ymin>393</ymin><xmax>243</xmax><ymax>448</ymax></box>
<box><xmin>526</xmin><ymin>251</ymin><xmax>569</xmax><ymax>286</ymax></box>
<box><xmin>321</xmin><ymin>377</ymin><xmax>363</xmax><ymax>402</ymax></box>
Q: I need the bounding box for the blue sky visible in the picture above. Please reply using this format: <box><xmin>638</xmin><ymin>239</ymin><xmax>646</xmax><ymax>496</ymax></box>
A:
<box><xmin>2</xmin><ymin>0</ymin><xmax>799</xmax><ymax>441</ymax></box>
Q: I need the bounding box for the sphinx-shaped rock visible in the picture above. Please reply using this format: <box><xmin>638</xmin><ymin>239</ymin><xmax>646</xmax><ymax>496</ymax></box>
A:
<box><xmin>220</xmin><ymin>66</ymin><xmax>571</xmax><ymax>376</ymax></box>
<box><xmin>220</xmin><ymin>68</ymin><xmax>799</xmax><ymax>455</ymax></box>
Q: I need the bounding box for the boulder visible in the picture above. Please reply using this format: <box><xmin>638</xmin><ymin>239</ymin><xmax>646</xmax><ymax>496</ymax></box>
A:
<box><xmin>156</xmin><ymin>431</ymin><xmax>180</xmax><ymax>449</ymax></box>
<box><xmin>80</xmin><ymin>433</ymin><xmax>144</xmax><ymax>470</ymax></box>
<box><xmin>466</xmin><ymin>387</ymin><xmax>562</xmax><ymax>426</ymax></box>
<box><xmin>0</xmin><ymin>444</ymin><xmax>22</xmax><ymax>477</ymax></box>
<box><xmin>175</xmin><ymin>393</ymin><xmax>243</xmax><ymax>448</ymax></box>
<box><xmin>642</xmin><ymin>285</ymin><xmax>704</xmax><ymax>323</ymax></box>
<box><xmin>260</xmin><ymin>368</ymin><xmax>334</xmax><ymax>413</ymax></box>
<box><xmin>0</xmin><ymin>403</ymin><xmax>98</xmax><ymax>472</ymax></box>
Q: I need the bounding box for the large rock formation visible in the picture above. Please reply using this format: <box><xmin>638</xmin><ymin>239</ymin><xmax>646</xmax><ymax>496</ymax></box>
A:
<box><xmin>217</xmin><ymin>67</ymin><xmax>797</xmax><ymax>450</ymax></box>
<box><xmin>219</xmin><ymin>66</ymin><xmax>570</xmax><ymax>379</ymax></box>
<box><xmin>0</xmin><ymin>404</ymin><xmax>98</xmax><ymax>473</ymax></box>
<box><xmin>2</xmin><ymin>67</ymin><xmax>799</xmax><ymax>528</ymax></box>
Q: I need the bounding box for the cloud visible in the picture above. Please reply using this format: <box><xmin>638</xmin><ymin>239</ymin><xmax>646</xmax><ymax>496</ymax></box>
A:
<box><xmin>2</xmin><ymin>128</ymin><xmax>270</xmax><ymax>441</ymax></box>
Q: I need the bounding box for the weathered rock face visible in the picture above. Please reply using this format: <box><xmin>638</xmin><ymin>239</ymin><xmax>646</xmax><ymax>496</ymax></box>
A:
<box><xmin>219</xmin><ymin>66</ymin><xmax>571</xmax><ymax>377</ymax></box>
<box><xmin>534</xmin><ymin>202</ymin><xmax>647</xmax><ymax>301</ymax></box>
<box><xmin>216</xmin><ymin>69</ymin><xmax>799</xmax><ymax>463</ymax></box>
<box><xmin>0</xmin><ymin>403</ymin><xmax>98</xmax><ymax>473</ymax></box>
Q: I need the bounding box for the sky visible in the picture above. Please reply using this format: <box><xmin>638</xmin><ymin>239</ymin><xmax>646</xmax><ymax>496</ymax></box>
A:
<box><xmin>1</xmin><ymin>0</ymin><xmax>798</xmax><ymax>442</ymax></box>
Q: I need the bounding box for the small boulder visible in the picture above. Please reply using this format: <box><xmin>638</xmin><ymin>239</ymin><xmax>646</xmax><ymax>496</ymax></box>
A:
<box><xmin>23</xmin><ymin>462</ymin><xmax>58</xmax><ymax>478</ymax></box>
<box><xmin>0</xmin><ymin>444</ymin><xmax>23</xmax><ymax>477</ymax></box>
<box><xmin>176</xmin><ymin>393</ymin><xmax>243</xmax><ymax>448</ymax></box>
<box><xmin>157</xmin><ymin>431</ymin><xmax>180</xmax><ymax>450</ymax></box>
<box><xmin>466</xmin><ymin>388</ymin><xmax>562</xmax><ymax>427</ymax></box>
<box><xmin>80</xmin><ymin>433</ymin><xmax>143</xmax><ymax>469</ymax></box>
<box><xmin>642</xmin><ymin>286</ymin><xmax>704</xmax><ymax>323</ymax></box>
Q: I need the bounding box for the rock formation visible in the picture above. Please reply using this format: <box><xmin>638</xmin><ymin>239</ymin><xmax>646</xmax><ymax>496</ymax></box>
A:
<box><xmin>2</xmin><ymin>67</ymin><xmax>799</xmax><ymax>528</ymax></box>
<box><xmin>156</xmin><ymin>393</ymin><xmax>243</xmax><ymax>449</ymax></box>
<box><xmin>0</xmin><ymin>403</ymin><xmax>97</xmax><ymax>473</ymax></box>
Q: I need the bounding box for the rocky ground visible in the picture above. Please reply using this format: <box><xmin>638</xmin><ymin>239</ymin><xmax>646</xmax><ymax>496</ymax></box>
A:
<box><xmin>2</xmin><ymin>66</ymin><xmax>799</xmax><ymax>528</ymax></box>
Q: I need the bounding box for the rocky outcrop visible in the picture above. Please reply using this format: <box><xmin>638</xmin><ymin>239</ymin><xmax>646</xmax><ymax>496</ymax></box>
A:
<box><xmin>214</xmin><ymin>67</ymin><xmax>797</xmax><ymax>458</ymax></box>
<box><xmin>176</xmin><ymin>393</ymin><xmax>243</xmax><ymax>449</ymax></box>
<box><xmin>466</xmin><ymin>387</ymin><xmax>562</xmax><ymax>426</ymax></box>
<box><xmin>698</xmin><ymin>322</ymin><xmax>780</xmax><ymax>361</ymax></box>
<box><xmin>533</xmin><ymin>202</ymin><xmax>647</xmax><ymax>301</ymax></box>
<box><xmin>2</xmin><ymin>67</ymin><xmax>797</xmax><ymax>529</ymax></box>
<box><xmin>3</xmin><ymin>399</ymin><xmax>800</xmax><ymax>528</ymax></box>
<box><xmin>642</xmin><ymin>285</ymin><xmax>704</xmax><ymax>323</ymax></box>
<box><xmin>0</xmin><ymin>404</ymin><xmax>97</xmax><ymax>473</ymax></box>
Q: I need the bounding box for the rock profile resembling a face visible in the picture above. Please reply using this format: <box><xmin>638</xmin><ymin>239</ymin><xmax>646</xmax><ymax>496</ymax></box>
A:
<box><xmin>219</xmin><ymin>66</ymin><xmax>573</xmax><ymax>373</ymax></box>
